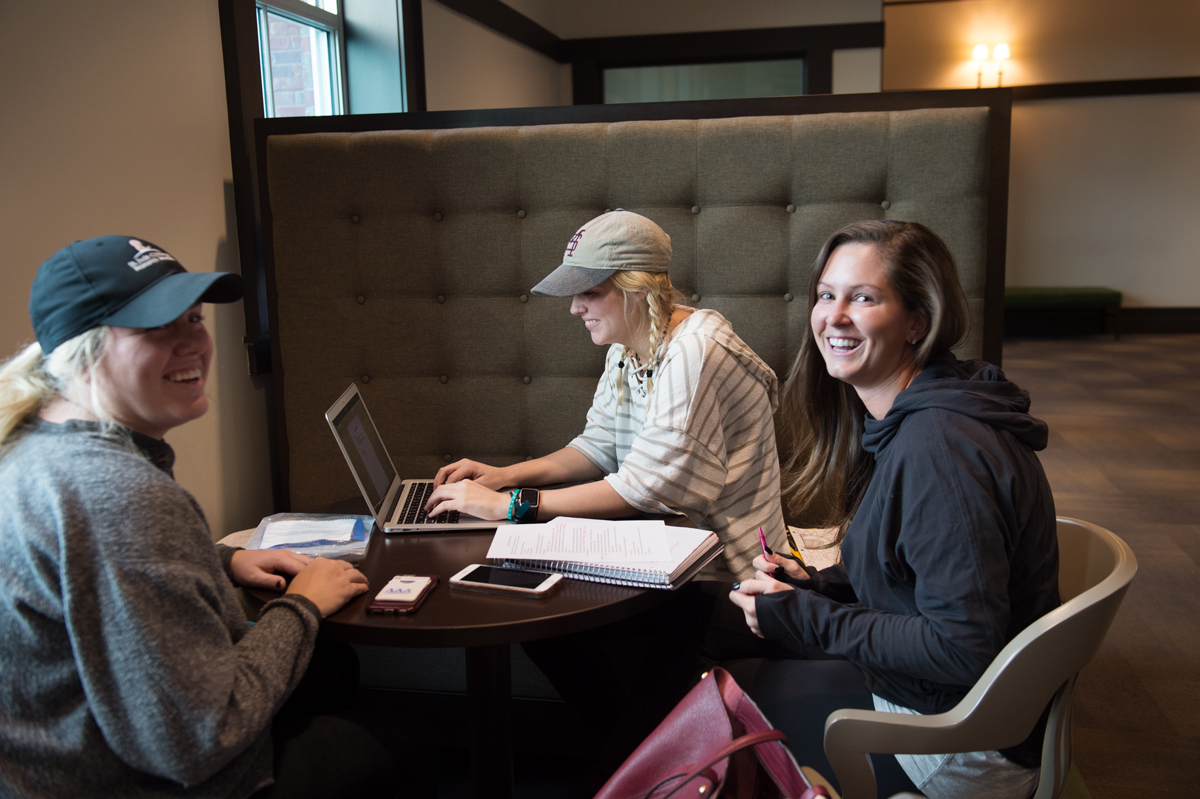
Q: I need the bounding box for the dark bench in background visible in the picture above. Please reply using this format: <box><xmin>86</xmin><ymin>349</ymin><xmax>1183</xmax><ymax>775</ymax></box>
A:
<box><xmin>1005</xmin><ymin>286</ymin><xmax>1123</xmax><ymax>338</ymax></box>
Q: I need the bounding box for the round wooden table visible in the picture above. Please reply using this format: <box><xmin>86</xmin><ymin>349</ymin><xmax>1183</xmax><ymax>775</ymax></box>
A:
<box><xmin>249</xmin><ymin>526</ymin><xmax>668</xmax><ymax>799</ymax></box>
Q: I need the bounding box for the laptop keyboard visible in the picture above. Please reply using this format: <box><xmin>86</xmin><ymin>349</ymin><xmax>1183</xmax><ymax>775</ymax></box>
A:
<box><xmin>399</xmin><ymin>480</ymin><xmax>460</xmax><ymax>525</ymax></box>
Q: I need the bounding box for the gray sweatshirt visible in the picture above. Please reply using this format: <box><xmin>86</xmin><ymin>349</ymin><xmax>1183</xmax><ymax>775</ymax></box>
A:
<box><xmin>0</xmin><ymin>420</ymin><xmax>321</xmax><ymax>798</ymax></box>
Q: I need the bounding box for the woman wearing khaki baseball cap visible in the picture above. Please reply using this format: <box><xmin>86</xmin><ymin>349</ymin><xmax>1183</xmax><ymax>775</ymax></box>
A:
<box><xmin>425</xmin><ymin>210</ymin><xmax>786</xmax><ymax>580</ymax></box>
<box><xmin>0</xmin><ymin>236</ymin><xmax>432</xmax><ymax>798</ymax></box>
<box><xmin>424</xmin><ymin>209</ymin><xmax>787</xmax><ymax>793</ymax></box>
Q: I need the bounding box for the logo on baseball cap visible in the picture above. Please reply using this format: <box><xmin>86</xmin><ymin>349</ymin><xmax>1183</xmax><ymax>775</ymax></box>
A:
<box><xmin>29</xmin><ymin>235</ymin><xmax>244</xmax><ymax>354</ymax></box>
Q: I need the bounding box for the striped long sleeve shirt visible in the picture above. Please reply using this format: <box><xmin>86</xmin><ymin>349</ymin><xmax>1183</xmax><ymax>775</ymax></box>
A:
<box><xmin>568</xmin><ymin>309</ymin><xmax>786</xmax><ymax>579</ymax></box>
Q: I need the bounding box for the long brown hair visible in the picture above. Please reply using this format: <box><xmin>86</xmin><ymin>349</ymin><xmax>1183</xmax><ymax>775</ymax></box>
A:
<box><xmin>776</xmin><ymin>220</ymin><xmax>969</xmax><ymax>532</ymax></box>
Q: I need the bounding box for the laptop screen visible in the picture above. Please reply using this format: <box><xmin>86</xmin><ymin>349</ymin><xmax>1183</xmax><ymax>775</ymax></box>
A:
<box><xmin>330</xmin><ymin>391</ymin><xmax>396</xmax><ymax>513</ymax></box>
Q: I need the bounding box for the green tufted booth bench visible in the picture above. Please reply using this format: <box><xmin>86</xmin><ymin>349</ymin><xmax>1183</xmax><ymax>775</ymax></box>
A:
<box><xmin>1005</xmin><ymin>286</ymin><xmax>1123</xmax><ymax>338</ymax></box>
<box><xmin>252</xmin><ymin>90</ymin><xmax>1012</xmax><ymax>724</ymax></box>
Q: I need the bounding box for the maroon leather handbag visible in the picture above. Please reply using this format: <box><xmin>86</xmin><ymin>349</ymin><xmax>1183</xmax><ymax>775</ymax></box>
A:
<box><xmin>594</xmin><ymin>667</ymin><xmax>830</xmax><ymax>799</ymax></box>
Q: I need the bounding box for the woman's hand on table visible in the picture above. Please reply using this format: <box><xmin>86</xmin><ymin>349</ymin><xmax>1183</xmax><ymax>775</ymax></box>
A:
<box><xmin>425</xmin><ymin>479</ymin><xmax>510</xmax><ymax>521</ymax></box>
<box><xmin>230</xmin><ymin>548</ymin><xmax>312</xmax><ymax>591</ymax></box>
<box><xmin>433</xmin><ymin>458</ymin><xmax>509</xmax><ymax>490</ymax></box>
<box><xmin>752</xmin><ymin>553</ymin><xmax>809</xmax><ymax>582</ymax></box>
<box><xmin>728</xmin><ymin>578</ymin><xmax>795</xmax><ymax>638</ymax></box>
<box><xmin>286</xmin><ymin>558</ymin><xmax>370</xmax><ymax>618</ymax></box>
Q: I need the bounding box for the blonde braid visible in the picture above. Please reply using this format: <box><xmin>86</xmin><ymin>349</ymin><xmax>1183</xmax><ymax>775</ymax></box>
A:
<box><xmin>642</xmin><ymin>288</ymin><xmax>673</xmax><ymax>407</ymax></box>
<box><xmin>609</xmin><ymin>271</ymin><xmax>685</xmax><ymax>409</ymax></box>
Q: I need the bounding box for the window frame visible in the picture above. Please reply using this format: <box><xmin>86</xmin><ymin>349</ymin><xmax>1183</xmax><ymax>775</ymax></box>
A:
<box><xmin>256</xmin><ymin>0</ymin><xmax>350</xmax><ymax>118</ymax></box>
<box><xmin>570</xmin><ymin>23</ymin><xmax>885</xmax><ymax>105</ymax></box>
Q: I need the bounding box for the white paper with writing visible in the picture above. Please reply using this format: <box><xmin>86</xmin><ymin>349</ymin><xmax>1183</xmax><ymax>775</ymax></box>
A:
<box><xmin>486</xmin><ymin>517</ymin><xmax>671</xmax><ymax>563</ymax></box>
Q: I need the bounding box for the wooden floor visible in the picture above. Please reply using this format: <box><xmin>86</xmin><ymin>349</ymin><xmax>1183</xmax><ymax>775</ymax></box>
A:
<box><xmin>1002</xmin><ymin>335</ymin><xmax>1200</xmax><ymax>798</ymax></box>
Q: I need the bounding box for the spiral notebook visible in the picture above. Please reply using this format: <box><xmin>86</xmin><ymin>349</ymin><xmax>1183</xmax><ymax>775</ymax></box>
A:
<box><xmin>490</xmin><ymin>522</ymin><xmax>723</xmax><ymax>590</ymax></box>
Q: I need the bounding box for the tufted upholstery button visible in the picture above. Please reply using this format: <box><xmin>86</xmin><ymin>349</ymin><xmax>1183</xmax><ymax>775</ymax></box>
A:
<box><xmin>525</xmin><ymin>455</ymin><xmax>534</xmax><ymax>461</ymax></box>
<box><xmin>517</xmin><ymin>209</ymin><xmax>527</xmax><ymax>219</ymax></box>
<box><xmin>433</xmin><ymin>212</ymin><xmax>443</xmax><ymax>221</ymax></box>
<box><xmin>522</xmin><ymin>376</ymin><xmax>532</xmax><ymax>385</ymax></box>
<box><xmin>881</xmin><ymin>200</ymin><xmax>891</xmax><ymax>210</ymax></box>
<box><xmin>784</xmin><ymin>293</ymin><xmax>794</xmax><ymax>302</ymax></box>
<box><xmin>786</xmin><ymin>204</ymin><xmax>796</xmax><ymax>214</ymax></box>
<box><xmin>691</xmin><ymin>205</ymin><xmax>701</xmax><ymax>215</ymax></box>
<box><xmin>444</xmin><ymin>454</ymin><xmax>452</xmax><ymax>463</ymax></box>
<box><xmin>356</xmin><ymin>295</ymin><xmax>365</xmax><ymax>304</ymax></box>
<box><xmin>604</xmin><ymin>208</ymin><xmax>612</xmax><ymax>214</ymax></box>
<box><xmin>440</xmin><ymin>374</ymin><xmax>448</xmax><ymax>384</ymax></box>
<box><xmin>519</xmin><ymin>293</ymin><xmax>529</xmax><ymax>303</ymax></box>
<box><xmin>351</xmin><ymin>214</ymin><xmax>360</xmax><ymax>224</ymax></box>
<box><xmin>361</xmin><ymin>374</ymin><xmax>370</xmax><ymax>384</ymax></box>
<box><xmin>691</xmin><ymin>293</ymin><xmax>701</xmax><ymax>302</ymax></box>
<box><xmin>436</xmin><ymin>294</ymin><xmax>446</xmax><ymax>304</ymax></box>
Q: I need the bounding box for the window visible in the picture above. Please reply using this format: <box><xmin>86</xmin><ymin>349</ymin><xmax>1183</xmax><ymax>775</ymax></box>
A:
<box><xmin>604</xmin><ymin>58</ymin><xmax>807</xmax><ymax>104</ymax></box>
<box><xmin>256</xmin><ymin>0</ymin><xmax>347</xmax><ymax>117</ymax></box>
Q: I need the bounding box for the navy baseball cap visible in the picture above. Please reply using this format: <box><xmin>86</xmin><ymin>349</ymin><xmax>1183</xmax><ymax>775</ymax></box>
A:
<box><xmin>29</xmin><ymin>236</ymin><xmax>244</xmax><ymax>353</ymax></box>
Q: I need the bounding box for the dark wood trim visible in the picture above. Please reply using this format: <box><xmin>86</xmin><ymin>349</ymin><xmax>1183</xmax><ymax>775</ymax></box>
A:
<box><xmin>883</xmin><ymin>0</ymin><xmax>972</xmax><ymax>6</ymax></box>
<box><xmin>401</xmin><ymin>0</ymin><xmax>427</xmax><ymax>112</ymax></box>
<box><xmin>569</xmin><ymin>22</ymin><xmax>885</xmax><ymax>104</ymax></box>
<box><xmin>1012</xmin><ymin>75</ymin><xmax>1200</xmax><ymax>102</ymax></box>
<box><xmin>982</xmin><ymin>89</ymin><xmax>1012</xmax><ymax>367</ymax></box>
<box><xmin>255</xmin><ymin>83</ymin><xmax>992</xmax><ymax>140</ymax></box>
<box><xmin>254</xmin><ymin>117</ymin><xmax>291</xmax><ymax>512</ymax></box>
<box><xmin>435</xmin><ymin>0</ymin><xmax>565</xmax><ymax>62</ymax></box>
<box><xmin>1116</xmin><ymin>308</ymin><xmax>1200</xmax><ymax>335</ymax></box>
<box><xmin>217</xmin><ymin>0</ymin><xmax>271</xmax><ymax>374</ymax></box>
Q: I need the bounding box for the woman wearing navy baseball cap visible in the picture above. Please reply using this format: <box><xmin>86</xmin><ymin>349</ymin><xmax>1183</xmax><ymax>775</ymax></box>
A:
<box><xmin>0</xmin><ymin>236</ymin><xmax>427</xmax><ymax>798</ymax></box>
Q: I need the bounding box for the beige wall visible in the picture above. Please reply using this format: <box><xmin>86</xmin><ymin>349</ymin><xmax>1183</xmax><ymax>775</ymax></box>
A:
<box><xmin>883</xmin><ymin>0</ymin><xmax>1200</xmax><ymax>91</ymax></box>
<box><xmin>424</xmin><ymin>0</ymin><xmax>884</xmax><ymax>111</ymax></box>
<box><xmin>0</xmin><ymin>1</ymin><xmax>274</xmax><ymax>537</ymax></box>
<box><xmin>1007</xmin><ymin>94</ymin><xmax>1200</xmax><ymax>306</ymax></box>
<box><xmin>883</xmin><ymin>0</ymin><xmax>1200</xmax><ymax>304</ymax></box>
<box><xmin>502</xmin><ymin>0</ymin><xmax>881</xmax><ymax>39</ymax></box>
<box><xmin>423</xmin><ymin>0</ymin><xmax>571</xmax><ymax>111</ymax></box>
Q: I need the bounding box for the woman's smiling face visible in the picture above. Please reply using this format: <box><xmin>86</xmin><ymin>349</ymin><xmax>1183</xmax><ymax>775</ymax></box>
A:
<box><xmin>811</xmin><ymin>242</ymin><xmax>926</xmax><ymax>415</ymax></box>
<box><xmin>92</xmin><ymin>304</ymin><xmax>213</xmax><ymax>439</ymax></box>
<box><xmin>570</xmin><ymin>278</ymin><xmax>644</xmax><ymax>352</ymax></box>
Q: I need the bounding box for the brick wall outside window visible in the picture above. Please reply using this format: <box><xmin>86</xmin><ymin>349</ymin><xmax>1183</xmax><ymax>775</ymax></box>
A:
<box><xmin>268</xmin><ymin>14</ymin><xmax>315</xmax><ymax>117</ymax></box>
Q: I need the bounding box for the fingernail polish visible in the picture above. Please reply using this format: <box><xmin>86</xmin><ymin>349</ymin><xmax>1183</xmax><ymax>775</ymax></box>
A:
<box><xmin>731</xmin><ymin>582</ymin><xmax>741</xmax><ymax>591</ymax></box>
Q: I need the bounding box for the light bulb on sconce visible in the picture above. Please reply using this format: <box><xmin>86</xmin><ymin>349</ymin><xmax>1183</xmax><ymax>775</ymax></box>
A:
<box><xmin>970</xmin><ymin>43</ymin><xmax>1012</xmax><ymax>88</ymax></box>
<box><xmin>993</xmin><ymin>43</ymin><xmax>1010</xmax><ymax>86</ymax></box>
<box><xmin>971</xmin><ymin>44</ymin><xmax>989</xmax><ymax>88</ymax></box>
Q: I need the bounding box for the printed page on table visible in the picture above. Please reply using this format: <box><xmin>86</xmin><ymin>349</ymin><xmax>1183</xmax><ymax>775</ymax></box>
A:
<box><xmin>487</xmin><ymin>517</ymin><xmax>670</xmax><ymax>564</ymax></box>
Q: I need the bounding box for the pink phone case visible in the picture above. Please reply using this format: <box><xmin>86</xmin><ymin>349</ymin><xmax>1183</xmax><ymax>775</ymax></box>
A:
<box><xmin>366</xmin><ymin>575</ymin><xmax>438</xmax><ymax>615</ymax></box>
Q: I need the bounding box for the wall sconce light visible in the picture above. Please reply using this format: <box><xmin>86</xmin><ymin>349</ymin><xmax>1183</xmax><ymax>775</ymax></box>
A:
<box><xmin>971</xmin><ymin>43</ymin><xmax>1011</xmax><ymax>88</ymax></box>
<box><xmin>971</xmin><ymin>44</ymin><xmax>989</xmax><ymax>89</ymax></box>
<box><xmin>993</xmin><ymin>43</ymin><xmax>1010</xmax><ymax>87</ymax></box>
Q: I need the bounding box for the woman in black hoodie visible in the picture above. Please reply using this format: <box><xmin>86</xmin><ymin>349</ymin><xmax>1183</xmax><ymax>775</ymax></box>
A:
<box><xmin>727</xmin><ymin>221</ymin><xmax>1059</xmax><ymax>799</ymax></box>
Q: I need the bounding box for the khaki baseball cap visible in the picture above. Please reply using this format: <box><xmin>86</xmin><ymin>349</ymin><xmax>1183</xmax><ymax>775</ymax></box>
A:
<box><xmin>531</xmin><ymin>210</ymin><xmax>672</xmax><ymax>297</ymax></box>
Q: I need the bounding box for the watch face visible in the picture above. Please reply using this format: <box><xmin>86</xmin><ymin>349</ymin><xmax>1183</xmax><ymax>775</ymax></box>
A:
<box><xmin>519</xmin><ymin>488</ymin><xmax>539</xmax><ymax>506</ymax></box>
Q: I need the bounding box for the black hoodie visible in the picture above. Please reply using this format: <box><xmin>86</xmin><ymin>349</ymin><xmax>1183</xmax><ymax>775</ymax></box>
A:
<box><xmin>758</xmin><ymin>355</ymin><xmax>1060</xmax><ymax>714</ymax></box>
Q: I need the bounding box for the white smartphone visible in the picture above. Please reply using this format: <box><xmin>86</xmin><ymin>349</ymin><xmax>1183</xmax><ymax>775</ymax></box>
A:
<box><xmin>449</xmin><ymin>564</ymin><xmax>564</xmax><ymax>598</ymax></box>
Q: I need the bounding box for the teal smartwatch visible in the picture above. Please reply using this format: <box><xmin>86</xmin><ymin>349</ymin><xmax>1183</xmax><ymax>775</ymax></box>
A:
<box><xmin>510</xmin><ymin>488</ymin><xmax>540</xmax><ymax>524</ymax></box>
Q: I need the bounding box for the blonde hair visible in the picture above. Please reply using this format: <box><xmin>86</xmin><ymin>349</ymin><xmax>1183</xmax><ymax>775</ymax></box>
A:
<box><xmin>609</xmin><ymin>271</ymin><xmax>686</xmax><ymax>408</ymax></box>
<box><xmin>0</xmin><ymin>328</ymin><xmax>112</xmax><ymax>453</ymax></box>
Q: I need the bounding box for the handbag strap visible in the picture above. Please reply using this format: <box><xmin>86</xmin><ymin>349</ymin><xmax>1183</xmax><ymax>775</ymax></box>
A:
<box><xmin>641</xmin><ymin>730</ymin><xmax>794</xmax><ymax>799</ymax></box>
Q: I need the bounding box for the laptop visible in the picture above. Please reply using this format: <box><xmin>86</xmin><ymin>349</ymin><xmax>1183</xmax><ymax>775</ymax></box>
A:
<box><xmin>325</xmin><ymin>383</ymin><xmax>509</xmax><ymax>533</ymax></box>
